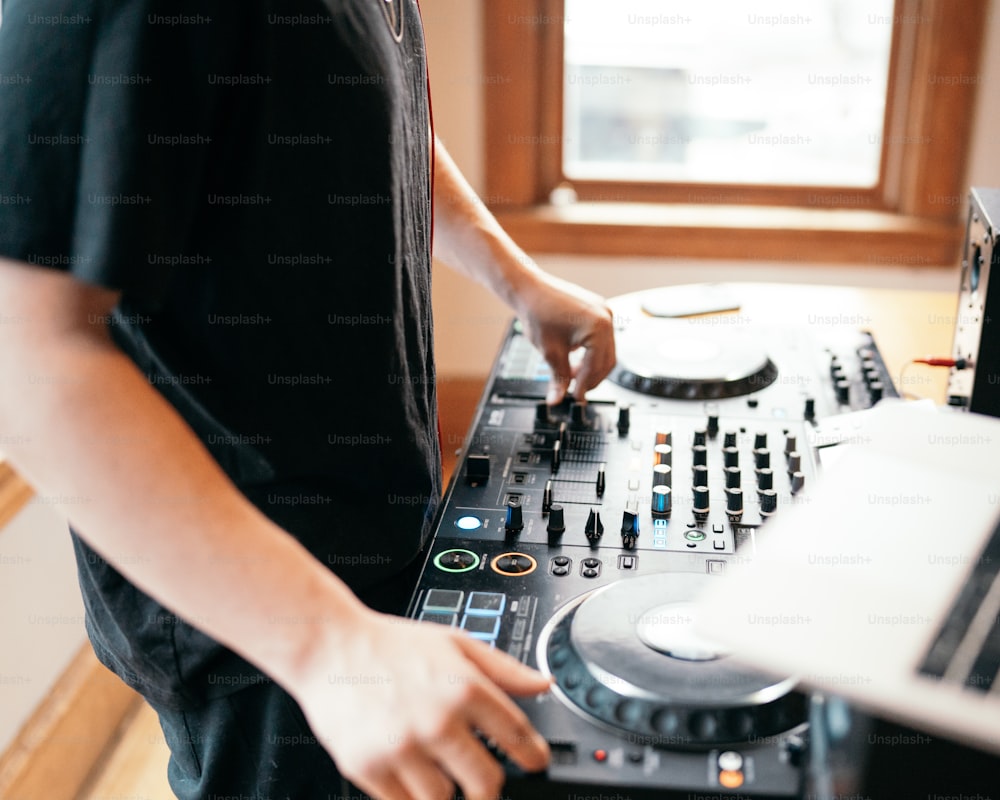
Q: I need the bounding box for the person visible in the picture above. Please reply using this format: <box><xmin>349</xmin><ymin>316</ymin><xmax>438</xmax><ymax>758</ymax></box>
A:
<box><xmin>0</xmin><ymin>1</ymin><xmax>616</xmax><ymax>799</ymax></box>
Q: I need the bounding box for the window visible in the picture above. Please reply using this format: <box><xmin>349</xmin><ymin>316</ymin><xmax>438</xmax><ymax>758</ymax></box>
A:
<box><xmin>483</xmin><ymin>0</ymin><xmax>988</xmax><ymax>265</ymax></box>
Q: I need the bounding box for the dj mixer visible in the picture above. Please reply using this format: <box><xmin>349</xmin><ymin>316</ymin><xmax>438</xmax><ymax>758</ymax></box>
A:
<box><xmin>407</xmin><ymin>286</ymin><xmax>897</xmax><ymax>799</ymax></box>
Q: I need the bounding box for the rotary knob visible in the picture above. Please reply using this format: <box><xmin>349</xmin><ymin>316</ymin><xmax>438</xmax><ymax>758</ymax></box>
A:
<box><xmin>505</xmin><ymin>499</ymin><xmax>524</xmax><ymax>535</ymax></box>
<box><xmin>617</xmin><ymin>406</ymin><xmax>631</xmax><ymax>435</ymax></box>
<box><xmin>759</xmin><ymin>489</ymin><xmax>777</xmax><ymax>517</ymax></box>
<box><xmin>692</xmin><ymin>444</ymin><xmax>708</xmax><ymax>467</ymax></box>
<box><xmin>654</xmin><ymin>444</ymin><xmax>672</xmax><ymax>466</ymax></box>
<box><xmin>692</xmin><ymin>464</ymin><xmax>709</xmax><ymax>487</ymax></box>
<box><xmin>869</xmin><ymin>380</ymin><xmax>884</xmax><ymax>402</ymax></box>
<box><xmin>653</xmin><ymin>463</ymin><xmax>672</xmax><ymax>488</ymax></box>
<box><xmin>585</xmin><ymin>508</ymin><xmax>604</xmax><ymax>542</ymax></box>
<box><xmin>726</xmin><ymin>487</ymin><xmax>743</xmax><ymax>517</ymax></box>
<box><xmin>547</xmin><ymin>504</ymin><xmax>566</xmax><ymax>537</ymax></box>
<box><xmin>652</xmin><ymin>485</ymin><xmax>672</xmax><ymax>516</ymax></box>
<box><xmin>757</xmin><ymin>468</ymin><xmax>774</xmax><ymax>490</ymax></box>
<box><xmin>753</xmin><ymin>432</ymin><xmax>767</xmax><ymax>449</ymax></box>
<box><xmin>803</xmin><ymin>397</ymin><xmax>816</xmax><ymax>420</ymax></box>
<box><xmin>723</xmin><ymin>430</ymin><xmax>738</xmax><ymax>448</ymax></box>
<box><xmin>787</xmin><ymin>451</ymin><xmax>802</xmax><ymax>474</ymax></box>
<box><xmin>693</xmin><ymin>485</ymin><xmax>710</xmax><ymax>516</ymax></box>
<box><xmin>706</xmin><ymin>414</ymin><xmax>720</xmax><ymax>438</ymax></box>
<box><xmin>723</xmin><ymin>446</ymin><xmax>739</xmax><ymax>468</ymax></box>
<box><xmin>753</xmin><ymin>448</ymin><xmax>770</xmax><ymax>470</ymax></box>
<box><xmin>784</xmin><ymin>434</ymin><xmax>797</xmax><ymax>456</ymax></box>
<box><xmin>621</xmin><ymin>511</ymin><xmax>639</xmax><ymax>550</ymax></box>
<box><xmin>724</xmin><ymin>466</ymin><xmax>741</xmax><ymax>489</ymax></box>
<box><xmin>790</xmin><ymin>471</ymin><xmax>806</xmax><ymax>494</ymax></box>
<box><xmin>693</xmin><ymin>429</ymin><xmax>707</xmax><ymax>447</ymax></box>
<box><xmin>835</xmin><ymin>379</ymin><xmax>851</xmax><ymax>405</ymax></box>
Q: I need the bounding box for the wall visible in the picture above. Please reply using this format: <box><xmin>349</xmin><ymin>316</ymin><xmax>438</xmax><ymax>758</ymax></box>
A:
<box><xmin>422</xmin><ymin>0</ymin><xmax>1000</xmax><ymax>376</ymax></box>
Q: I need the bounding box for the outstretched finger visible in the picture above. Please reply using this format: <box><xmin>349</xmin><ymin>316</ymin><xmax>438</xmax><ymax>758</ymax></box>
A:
<box><xmin>432</xmin><ymin>727</ymin><xmax>507</xmax><ymax>800</ymax></box>
<box><xmin>571</xmin><ymin>339</ymin><xmax>617</xmax><ymax>397</ymax></box>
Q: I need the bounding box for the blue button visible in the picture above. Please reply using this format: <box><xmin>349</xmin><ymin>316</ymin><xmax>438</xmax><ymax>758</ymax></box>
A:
<box><xmin>455</xmin><ymin>515</ymin><xmax>482</xmax><ymax>531</ymax></box>
<box><xmin>461</xmin><ymin>614</ymin><xmax>501</xmax><ymax>640</ymax></box>
<box><xmin>465</xmin><ymin>592</ymin><xmax>506</xmax><ymax>616</ymax></box>
<box><xmin>653</xmin><ymin>519</ymin><xmax>668</xmax><ymax>528</ymax></box>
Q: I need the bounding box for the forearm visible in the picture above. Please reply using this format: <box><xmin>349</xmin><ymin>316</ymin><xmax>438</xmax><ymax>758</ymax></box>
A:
<box><xmin>431</xmin><ymin>138</ymin><xmax>616</xmax><ymax>401</ymax></box>
<box><xmin>0</xmin><ymin>266</ymin><xmax>366</xmax><ymax>693</ymax></box>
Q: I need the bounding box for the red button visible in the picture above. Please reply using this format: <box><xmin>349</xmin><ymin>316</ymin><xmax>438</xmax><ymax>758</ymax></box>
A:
<box><xmin>592</xmin><ymin>749</ymin><xmax>608</xmax><ymax>763</ymax></box>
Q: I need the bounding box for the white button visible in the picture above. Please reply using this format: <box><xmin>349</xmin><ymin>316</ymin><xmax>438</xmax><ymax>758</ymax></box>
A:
<box><xmin>718</xmin><ymin>751</ymin><xmax>743</xmax><ymax>772</ymax></box>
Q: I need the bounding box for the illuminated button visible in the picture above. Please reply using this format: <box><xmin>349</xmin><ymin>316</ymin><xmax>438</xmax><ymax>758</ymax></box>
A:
<box><xmin>423</xmin><ymin>589</ymin><xmax>464</xmax><ymax>612</ymax></box>
<box><xmin>719</xmin><ymin>770</ymin><xmax>744</xmax><ymax>789</ymax></box>
<box><xmin>465</xmin><ymin>592</ymin><xmax>506</xmax><ymax>616</ymax></box>
<box><xmin>628</xmin><ymin>477</ymin><xmax>640</xmax><ymax>491</ymax></box>
<box><xmin>434</xmin><ymin>549</ymin><xmax>479</xmax><ymax>573</ymax></box>
<box><xmin>718</xmin><ymin>751</ymin><xmax>744</xmax><ymax>772</ymax></box>
<box><xmin>685</xmin><ymin>530</ymin><xmax>707</xmax><ymax>542</ymax></box>
<box><xmin>654</xmin><ymin>443</ymin><xmax>673</xmax><ymax>465</ymax></box>
<box><xmin>461</xmin><ymin>614</ymin><xmax>501</xmax><ymax>640</ymax></box>
<box><xmin>455</xmin><ymin>515</ymin><xmax>482</xmax><ymax>531</ymax></box>
<box><xmin>592</xmin><ymin>749</ymin><xmax>608</xmax><ymax>763</ymax></box>
<box><xmin>491</xmin><ymin>552</ymin><xmax>537</xmax><ymax>576</ymax></box>
<box><xmin>651</xmin><ymin>485</ymin><xmax>671</xmax><ymax>516</ymax></box>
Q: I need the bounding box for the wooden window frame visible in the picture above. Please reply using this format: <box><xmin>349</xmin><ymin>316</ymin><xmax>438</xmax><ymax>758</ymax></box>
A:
<box><xmin>483</xmin><ymin>0</ymin><xmax>987</xmax><ymax>264</ymax></box>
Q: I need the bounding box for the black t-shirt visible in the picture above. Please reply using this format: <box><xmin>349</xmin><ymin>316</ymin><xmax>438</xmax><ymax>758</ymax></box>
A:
<box><xmin>0</xmin><ymin>0</ymin><xmax>440</xmax><ymax>708</ymax></box>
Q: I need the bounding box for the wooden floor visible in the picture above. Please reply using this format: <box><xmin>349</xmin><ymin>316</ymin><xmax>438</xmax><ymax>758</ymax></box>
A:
<box><xmin>76</xmin><ymin>377</ymin><xmax>484</xmax><ymax>799</ymax></box>
<box><xmin>79</xmin><ymin>701</ymin><xmax>173</xmax><ymax>800</ymax></box>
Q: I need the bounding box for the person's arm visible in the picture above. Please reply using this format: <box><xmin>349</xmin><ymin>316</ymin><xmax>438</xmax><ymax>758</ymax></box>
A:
<box><xmin>431</xmin><ymin>138</ymin><xmax>617</xmax><ymax>404</ymax></box>
<box><xmin>0</xmin><ymin>257</ymin><xmax>549</xmax><ymax>800</ymax></box>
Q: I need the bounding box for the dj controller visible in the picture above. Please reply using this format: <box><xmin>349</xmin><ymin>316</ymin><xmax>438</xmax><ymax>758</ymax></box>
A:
<box><xmin>407</xmin><ymin>286</ymin><xmax>897</xmax><ymax>799</ymax></box>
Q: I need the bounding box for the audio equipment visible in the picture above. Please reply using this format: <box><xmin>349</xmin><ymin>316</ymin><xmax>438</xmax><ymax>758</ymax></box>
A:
<box><xmin>407</xmin><ymin>286</ymin><xmax>897</xmax><ymax>799</ymax></box>
<box><xmin>948</xmin><ymin>186</ymin><xmax>1000</xmax><ymax>417</ymax></box>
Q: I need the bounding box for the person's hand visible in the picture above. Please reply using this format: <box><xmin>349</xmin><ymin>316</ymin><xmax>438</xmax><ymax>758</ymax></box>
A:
<box><xmin>514</xmin><ymin>270</ymin><xmax>617</xmax><ymax>405</ymax></box>
<box><xmin>293</xmin><ymin>610</ymin><xmax>552</xmax><ymax>800</ymax></box>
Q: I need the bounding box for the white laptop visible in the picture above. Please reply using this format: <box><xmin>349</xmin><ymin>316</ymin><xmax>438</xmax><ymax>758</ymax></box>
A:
<box><xmin>695</xmin><ymin>400</ymin><xmax>1000</xmax><ymax>754</ymax></box>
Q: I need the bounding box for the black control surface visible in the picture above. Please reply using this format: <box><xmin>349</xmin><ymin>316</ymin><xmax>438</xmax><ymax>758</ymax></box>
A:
<box><xmin>407</xmin><ymin>302</ymin><xmax>896</xmax><ymax>800</ymax></box>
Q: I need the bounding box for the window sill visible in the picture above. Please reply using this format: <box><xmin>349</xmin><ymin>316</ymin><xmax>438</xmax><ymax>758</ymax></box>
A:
<box><xmin>493</xmin><ymin>202</ymin><xmax>963</xmax><ymax>266</ymax></box>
